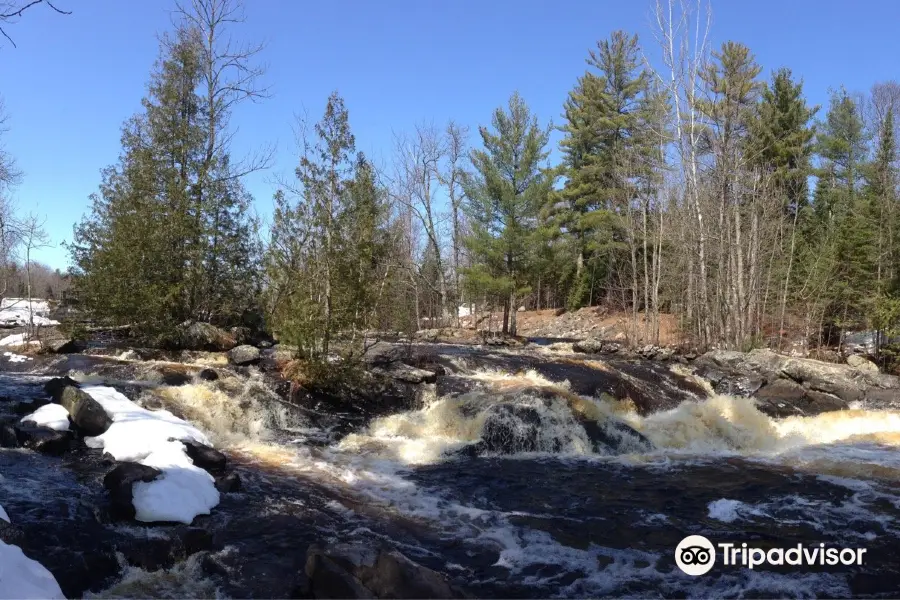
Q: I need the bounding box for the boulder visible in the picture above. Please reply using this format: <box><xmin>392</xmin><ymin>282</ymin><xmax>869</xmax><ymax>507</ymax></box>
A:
<box><xmin>572</xmin><ymin>338</ymin><xmax>603</xmax><ymax>354</ymax></box>
<box><xmin>228</xmin><ymin>344</ymin><xmax>261</xmax><ymax>366</ymax></box>
<box><xmin>864</xmin><ymin>388</ymin><xmax>900</xmax><ymax>407</ymax></box>
<box><xmin>847</xmin><ymin>354</ymin><xmax>879</xmax><ymax>373</ymax></box>
<box><xmin>306</xmin><ymin>548</ymin><xmax>374</xmax><ymax>599</ymax></box>
<box><xmin>756</xmin><ymin>378</ymin><xmax>807</xmax><ymax>402</ymax></box>
<box><xmin>174</xmin><ymin>322</ymin><xmax>237</xmax><ymax>351</ymax></box>
<box><xmin>806</xmin><ymin>390</ymin><xmax>847</xmax><ymax>412</ymax></box>
<box><xmin>43</xmin><ymin>376</ymin><xmax>79</xmax><ymax>399</ymax></box>
<box><xmin>103</xmin><ymin>462</ymin><xmax>162</xmax><ymax>520</ymax></box>
<box><xmin>373</xmin><ymin>363</ymin><xmax>436</xmax><ymax>385</ymax></box>
<box><xmin>56</xmin><ymin>385</ymin><xmax>113</xmax><ymax>436</ymax></box>
<box><xmin>305</xmin><ymin>544</ymin><xmax>464</xmax><ymax>600</ymax></box>
<box><xmin>14</xmin><ymin>425</ymin><xmax>72</xmax><ymax>455</ymax></box>
<box><xmin>45</xmin><ymin>338</ymin><xmax>86</xmax><ymax>354</ymax></box>
<box><xmin>181</xmin><ymin>439</ymin><xmax>227</xmax><ymax>474</ymax></box>
<box><xmin>479</xmin><ymin>404</ymin><xmax>545</xmax><ymax>454</ymax></box>
<box><xmin>198</xmin><ymin>368</ymin><xmax>220</xmax><ymax>382</ymax></box>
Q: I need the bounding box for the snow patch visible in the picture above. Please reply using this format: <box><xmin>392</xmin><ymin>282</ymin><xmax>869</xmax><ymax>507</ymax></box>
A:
<box><xmin>0</xmin><ymin>333</ymin><xmax>37</xmax><ymax>347</ymax></box>
<box><xmin>82</xmin><ymin>386</ymin><xmax>220</xmax><ymax>524</ymax></box>
<box><xmin>20</xmin><ymin>404</ymin><xmax>70</xmax><ymax>431</ymax></box>
<box><xmin>0</xmin><ymin>298</ymin><xmax>59</xmax><ymax>328</ymax></box>
<box><xmin>0</xmin><ymin>507</ymin><xmax>65</xmax><ymax>600</ymax></box>
<box><xmin>2</xmin><ymin>352</ymin><xmax>32</xmax><ymax>363</ymax></box>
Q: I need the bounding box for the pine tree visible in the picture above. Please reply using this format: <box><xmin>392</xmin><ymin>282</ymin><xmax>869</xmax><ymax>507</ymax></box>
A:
<box><xmin>462</xmin><ymin>92</ymin><xmax>553</xmax><ymax>335</ymax></box>
<box><xmin>552</xmin><ymin>31</ymin><xmax>657</xmax><ymax>310</ymax></box>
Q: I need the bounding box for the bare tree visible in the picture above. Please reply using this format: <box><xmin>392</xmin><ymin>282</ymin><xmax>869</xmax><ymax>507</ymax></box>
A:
<box><xmin>440</xmin><ymin>121</ymin><xmax>469</xmax><ymax>326</ymax></box>
<box><xmin>392</xmin><ymin>122</ymin><xmax>450</xmax><ymax>324</ymax></box>
<box><xmin>0</xmin><ymin>0</ymin><xmax>69</xmax><ymax>47</ymax></box>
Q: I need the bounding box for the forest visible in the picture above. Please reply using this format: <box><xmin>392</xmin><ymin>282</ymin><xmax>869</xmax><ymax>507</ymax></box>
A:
<box><xmin>5</xmin><ymin>0</ymin><xmax>900</xmax><ymax>359</ymax></box>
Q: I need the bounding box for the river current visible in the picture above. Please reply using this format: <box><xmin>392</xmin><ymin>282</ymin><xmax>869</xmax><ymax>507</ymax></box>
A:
<box><xmin>2</xmin><ymin>346</ymin><xmax>900</xmax><ymax>598</ymax></box>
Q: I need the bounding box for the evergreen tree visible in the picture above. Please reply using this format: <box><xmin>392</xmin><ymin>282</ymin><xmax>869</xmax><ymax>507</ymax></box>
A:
<box><xmin>266</xmin><ymin>93</ymin><xmax>394</xmax><ymax>358</ymax></box>
<box><xmin>552</xmin><ymin>31</ymin><xmax>656</xmax><ymax>309</ymax></box>
<box><xmin>69</xmin><ymin>26</ymin><xmax>260</xmax><ymax>335</ymax></box>
<box><xmin>462</xmin><ymin>92</ymin><xmax>553</xmax><ymax>335</ymax></box>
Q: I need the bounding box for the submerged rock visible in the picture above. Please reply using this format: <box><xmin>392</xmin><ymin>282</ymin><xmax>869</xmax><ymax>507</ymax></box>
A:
<box><xmin>198</xmin><ymin>368</ymin><xmax>220</xmax><ymax>382</ymax></box>
<box><xmin>215</xmin><ymin>472</ymin><xmax>242</xmax><ymax>493</ymax></box>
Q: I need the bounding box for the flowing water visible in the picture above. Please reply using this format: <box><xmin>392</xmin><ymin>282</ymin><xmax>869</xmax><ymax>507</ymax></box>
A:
<box><xmin>2</xmin><ymin>348</ymin><xmax>900</xmax><ymax>598</ymax></box>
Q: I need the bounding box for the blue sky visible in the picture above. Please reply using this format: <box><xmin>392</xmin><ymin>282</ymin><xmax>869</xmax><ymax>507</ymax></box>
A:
<box><xmin>0</xmin><ymin>0</ymin><xmax>898</xmax><ymax>270</ymax></box>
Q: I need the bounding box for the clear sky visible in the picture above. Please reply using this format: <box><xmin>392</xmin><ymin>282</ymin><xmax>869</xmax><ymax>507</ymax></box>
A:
<box><xmin>0</xmin><ymin>0</ymin><xmax>898</xmax><ymax>270</ymax></box>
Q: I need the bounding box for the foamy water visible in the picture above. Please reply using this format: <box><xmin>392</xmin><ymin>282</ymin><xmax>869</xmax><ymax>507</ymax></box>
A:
<box><xmin>70</xmin><ymin>362</ymin><xmax>900</xmax><ymax>598</ymax></box>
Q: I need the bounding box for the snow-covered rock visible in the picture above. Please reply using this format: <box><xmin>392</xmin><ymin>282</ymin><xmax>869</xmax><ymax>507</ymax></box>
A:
<box><xmin>19</xmin><ymin>404</ymin><xmax>70</xmax><ymax>431</ymax></box>
<box><xmin>82</xmin><ymin>386</ymin><xmax>220</xmax><ymax>524</ymax></box>
<box><xmin>0</xmin><ymin>504</ymin><xmax>65</xmax><ymax>599</ymax></box>
<box><xmin>0</xmin><ymin>542</ymin><xmax>65</xmax><ymax>599</ymax></box>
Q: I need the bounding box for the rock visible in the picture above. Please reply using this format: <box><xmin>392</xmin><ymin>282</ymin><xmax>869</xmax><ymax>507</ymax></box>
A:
<box><xmin>175</xmin><ymin>321</ymin><xmax>237</xmax><ymax>351</ymax></box>
<box><xmin>14</xmin><ymin>425</ymin><xmax>72</xmax><ymax>455</ymax></box>
<box><xmin>0</xmin><ymin>518</ymin><xmax>27</xmax><ymax>548</ymax></box>
<box><xmin>45</xmin><ymin>338</ymin><xmax>86</xmax><ymax>354</ymax></box>
<box><xmin>306</xmin><ymin>544</ymin><xmax>464</xmax><ymax>600</ymax></box>
<box><xmin>572</xmin><ymin>338</ymin><xmax>603</xmax><ymax>354</ymax></box>
<box><xmin>806</xmin><ymin>390</ymin><xmax>847</xmax><ymax>412</ymax></box>
<box><xmin>215</xmin><ymin>473</ymin><xmax>242</xmax><ymax>493</ymax></box>
<box><xmin>56</xmin><ymin>385</ymin><xmax>113</xmax><ymax>436</ymax></box>
<box><xmin>305</xmin><ymin>547</ymin><xmax>374</xmax><ymax>599</ymax></box>
<box><xmin>198</xmin><ymin>368</ymin><xmax>220</xmax><ymax>382</ymax></box>
<box><xmin>228</xmin><ymin>344</ymin><xmax>261</xmax><ymax>366</ymax></box>
<box><xmin>756</xmin><ymin>378</ymin><xmax>806</xmax><ymax>402</ymax></box>
<box><xmin>805</xmin><ymin>381</ymin><xmax>863</xmax><ymax>403</ymax></box>
<box><xmin>847</xmin><ymin>354</ymin><xmax>879</xmax><ymax>373</ymax></box>
<box><xmin>43</xmin><ymin>376</ymin><xmax>79</xmax><ymax>399</ymax></box>
<box><xmin>864</xmin><ymin>388</ymin><xmax>900</xmax><ymax>407</ymax></box>
<box><xmin>0</xmin><ymin>422</ymin><xmax>19</xmax><ymax>447</ymax></box>
<box><xmin>12</xmin><ymin>398</ymin><xmax>50</xmax><ymax>416</ymax></box>
<box><xmin>377</xmin><ymin>363</ymin><xmax>436</xmax><ymax>385</ymax></box>
<box><xmin>181</xmin><ymin>439</ymin><xmax>227</xmax><ymax>474</ymax></box>
<box><xmin>479</xmin><ymin>404</ymin><xmax>545</xmax><ymax>454</ymax></box>
<box><xmin>103</xmin><ymin>462</ymin><xmax>162</xmax><ymax>520</ymax></box>
<box><xmin>714</xmin><ymin>374</ymin><xmax>765</xmax><ymax>397</ymax></box>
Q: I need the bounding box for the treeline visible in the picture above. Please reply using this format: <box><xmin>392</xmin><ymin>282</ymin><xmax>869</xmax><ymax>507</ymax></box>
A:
<box><xmin>66</xmin><ymin>0</ymin><xmax>900</xmax><ymax>356</ymax></box>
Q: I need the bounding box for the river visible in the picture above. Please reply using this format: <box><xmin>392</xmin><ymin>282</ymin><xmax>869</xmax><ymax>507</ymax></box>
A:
<box><xmin>1</xmin><ymin>344</ymin><xmax>900</xmax><ymax>598</ymax></box>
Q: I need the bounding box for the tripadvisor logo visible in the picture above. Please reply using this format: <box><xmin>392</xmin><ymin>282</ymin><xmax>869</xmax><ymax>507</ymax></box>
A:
<box><xmin>675</xmin><ymin>535</ymin><xmax>867</xmax><ymax>576</ymax></box>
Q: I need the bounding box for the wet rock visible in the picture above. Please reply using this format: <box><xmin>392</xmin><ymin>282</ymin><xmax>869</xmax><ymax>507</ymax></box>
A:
<box><xmin>806</xmin><ymin>390</ymin><xmax>847</xmax><ymax>412</ymax></box>
<box><xmin>306</xmin><ymin>547</ymin><xmax>374</xmax><ymax>599</ymax></box>
<box><xmin>479</xmin><ymin>404</ymin><xmax>545</xmax><ymax>454</ymax></box>
<box><xmin>228</xmin><ymin>344</ymin><xmax>261</xmax><ymax>366</ymax></box>
<box><xmin>56</xmin><ymin>384</ymin><xmax>113</xmax><ymax>436</ymax></box>
<box><xmin>757</xmin><ymin>378</ymin><xmax>806</xmax><ymax>402</ymax></box>
<box><xmin>103</xmin><ymin>462</ymin><xmax>162</xmax><ymax>520</ymax></box>
<box><xmin>181</xmin><ymin>439</ymin><xmax>227</xmax><ymax>474</ymax></box>
<box><xmin>372</xmin><ymin>363</ymin><xmax>436</xmax><ymax>384</ymax></box>
<box><xmin>0</xmin><ymin>518</ymin><xmax>27</xmax><ymax>548</ymax></box>
<box><xmin>0</xmin><ymin>422</ymin><xmax>18</xmax><ymax>447</ymax></box>
<box><xmin>306</xmin><ymin>544</ymin><xmax>465</xmax><ymax>599</ymax></box>
<box><xmin>45</xmin><ymin>338</ymin><xmax>86</xmax><ymax>354</ymax></box>
<box><xmin>215</xmin><ymin>472</ymin><xmax>242</xmax><ymax>493</ymax></box>
<box><xmin>199</xmin><ymin>368</ymin><xmax>220</xmax><ymax>382</ymax></box>
<box><xmin>847</xmin><ymin>354</ymin><xmax>879</xmax><ymax>373</ymax></box>
<box><xmin>15</xmin><ymin>425</ymin><xmax>72</xmax><ymax>455</ymax></box>
<box><xmin>12</xmin><ymin>397</ymin><xmax>50</xmax><ymax>415</ymax></box>
<box><xmin>43</xmin><ymin>376</ymin><xmax>79</xmax><ymax>399</ymax></box>
<box><xmin>572</xmin><ymin>339</ymin><xmax>621</xmax><ymax>354</ymax></box>
<box><xmin>864</xmin><ymin>388</ymin><xmax>900</xmax><ymax>406</ymax></box>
